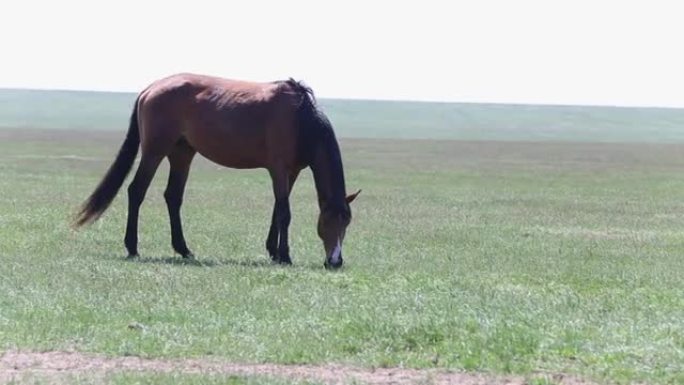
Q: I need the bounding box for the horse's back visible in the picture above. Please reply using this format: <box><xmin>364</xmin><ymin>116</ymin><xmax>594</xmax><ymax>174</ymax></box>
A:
<box><xmin>138</xmin><ymin>74</ymin><xmax>301</xmax><ymax>169</ymax></box>
<box><xmin>140</xmin><ymin>73</ymin><xmax>290</xmax><ymax>117</ymax></box>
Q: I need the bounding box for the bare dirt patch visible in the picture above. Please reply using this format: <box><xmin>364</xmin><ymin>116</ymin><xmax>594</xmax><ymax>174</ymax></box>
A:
<box><xmin>0</xmin><ymin>351</ymin><xmax>594</xmax><ymax>385</ymax></box>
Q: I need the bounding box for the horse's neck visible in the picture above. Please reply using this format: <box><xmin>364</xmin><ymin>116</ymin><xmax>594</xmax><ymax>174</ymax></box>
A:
<box><xmin>310</xmin><ymin>138</ymin><xmax>346</xmax><ymax>210</ymax></box>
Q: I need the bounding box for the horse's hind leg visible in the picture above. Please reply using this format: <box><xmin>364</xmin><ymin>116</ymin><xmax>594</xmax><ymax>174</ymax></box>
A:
<box><xmin>124</xmin><ymin>152</ymin><xmax>164</xmax><ymax>257</ymax></box>
<box><xmin>164</xmin><ymin>140</ymin><xmax>196</xmax><ymax>258</ymax></box>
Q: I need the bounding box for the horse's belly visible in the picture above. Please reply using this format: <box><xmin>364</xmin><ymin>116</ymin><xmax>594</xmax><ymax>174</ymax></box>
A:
<box><xmin>198</xmin><ymin>148</ymin><xmax>264</xmax><ymax>169</ymax></box>
<box><xmin>184</xmin><ymin>127</ymin><xmax>267</xmax><ymax>169</ymax></box>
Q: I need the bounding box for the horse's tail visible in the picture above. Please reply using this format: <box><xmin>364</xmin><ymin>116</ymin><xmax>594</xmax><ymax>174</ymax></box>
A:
<box><xmin>73</xmin><ymin>97</ymin><xmax>141</xmax><ymax>227</ymax></box>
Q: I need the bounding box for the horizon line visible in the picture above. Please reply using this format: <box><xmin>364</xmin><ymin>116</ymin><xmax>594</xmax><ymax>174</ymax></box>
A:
<box><xmin>1</xmin><ymin>86</ymin><xmax>683</xmax><ymax>111</ymax></box>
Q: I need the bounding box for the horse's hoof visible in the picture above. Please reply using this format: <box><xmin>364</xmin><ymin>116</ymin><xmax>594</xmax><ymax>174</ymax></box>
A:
<box><xmin>277</xmin><ymin>256</ymin><xmax>293</xmax><ymax>265</ymax></box>
<box><xmin>182</xmin><ymin>252</ymin><xmax>195</xmax><ymax>260</ymax></box>
<box><xmin>126</xmin><ymin>254</ymin><xmax>139</xmax><ymax>259</ymax></box>
<box><xmin>267</xmin><ymin>249</ymin><xmax>281</xmax><ymax>263</ymax></box>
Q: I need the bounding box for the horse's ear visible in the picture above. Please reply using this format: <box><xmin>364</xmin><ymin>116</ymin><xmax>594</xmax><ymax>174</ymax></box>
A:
<box><xmin>346</xmin><ymin>189</ymin><xmax>361</xmax><ymax>204</ymax></box>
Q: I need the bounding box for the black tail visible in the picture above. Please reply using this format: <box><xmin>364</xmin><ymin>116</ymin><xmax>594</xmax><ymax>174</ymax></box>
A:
<box><xmin>74</xmin><ymin>98</ymin><xmax>141</xmax><ymax>227</ymax></box>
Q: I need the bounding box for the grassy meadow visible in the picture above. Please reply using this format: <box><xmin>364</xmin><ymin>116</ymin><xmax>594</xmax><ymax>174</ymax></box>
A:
<box><xmin>1</xmin><ymin>90</ymin><xmax>684</xmax><ymax>384</ymax></box>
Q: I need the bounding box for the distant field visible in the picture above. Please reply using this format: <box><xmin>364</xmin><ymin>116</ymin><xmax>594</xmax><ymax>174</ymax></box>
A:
<box><xmin>2</xmin><ymin>88</ymin><xmax>684</xmax><ymax>142</ymax></box>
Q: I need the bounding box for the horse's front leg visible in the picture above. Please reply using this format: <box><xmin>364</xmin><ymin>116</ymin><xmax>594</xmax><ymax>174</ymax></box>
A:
<box><xmin>265</xmin><ymin>206</ymin><xmax>279</xmax><ymax>261</ymax></box>
<box><xmin>266</xmin><ymin>170</ymin><xmax>300</xmax><ymax>263</ymax></box>
<box><xmin>275</xmin><ymin>196</ymin><xmax>292</xmax><ymax>264</ymax></box>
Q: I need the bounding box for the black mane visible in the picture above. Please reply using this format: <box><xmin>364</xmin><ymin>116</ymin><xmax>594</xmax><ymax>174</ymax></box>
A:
<box><xmin>284</xmin><ymin>79</ymin><xmax>347</xmax><ymax>212</ymax></box>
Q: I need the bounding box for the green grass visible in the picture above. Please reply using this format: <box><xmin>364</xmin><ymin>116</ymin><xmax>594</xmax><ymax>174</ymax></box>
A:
<box><xmin>1</xmin><ymin>128</ymin><xmax>684</xmax><ymax>385</ymax></box>
<box><xmin>8</xmin><ymin>373</ymin><xmax>319</xmax><ymax>385</ymax></box>
<box><xmin>106</xmin><ymin>374</ymin><xmax>320</xmax><ymax>385</ymax></box>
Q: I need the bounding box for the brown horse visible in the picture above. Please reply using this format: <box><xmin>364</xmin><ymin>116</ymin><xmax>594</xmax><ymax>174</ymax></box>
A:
<box><xmin>75</xmin><ymin>73</ymin><xmax>360</xmax><ymax>269</ymax></box>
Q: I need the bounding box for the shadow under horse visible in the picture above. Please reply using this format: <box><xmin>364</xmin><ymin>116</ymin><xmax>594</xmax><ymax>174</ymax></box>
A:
<box><xmin>74</xmin><ymin>73</ymin><xmax>360</xmax><ymax>269</ymax></box>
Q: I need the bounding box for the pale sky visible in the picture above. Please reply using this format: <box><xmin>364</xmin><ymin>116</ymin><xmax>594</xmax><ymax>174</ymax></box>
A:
<box><xmin>2</xmin><ymin>0</ymin><xmax>683</xmax><ymax>107</ymax></box>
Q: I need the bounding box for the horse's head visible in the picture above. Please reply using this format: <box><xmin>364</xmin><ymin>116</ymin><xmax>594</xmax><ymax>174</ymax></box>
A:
<box><xmin>318</xmin><ymin>189</ymin><xmax>361</xmax><ymax>269</ymax></box>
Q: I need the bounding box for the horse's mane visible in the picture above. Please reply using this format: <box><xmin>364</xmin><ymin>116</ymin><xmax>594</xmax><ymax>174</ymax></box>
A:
<box><xmin>282</xmin><ymin>78</ymin><xmax>347</xmax><ymax>209</ymax></box>
<box><xmin>283</xmin><ymin>78</ymin><xmax>317</xmax><ymax>106</ymax></box>
<box><xmin>280</xmin><ymin>78</ymin><xmax>334</xmax><ymax>158</ymax></box>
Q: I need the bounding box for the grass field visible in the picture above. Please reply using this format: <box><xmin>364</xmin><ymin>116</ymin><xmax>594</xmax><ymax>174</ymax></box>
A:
<box><xmin>1</xmin><ymin>92</ymin><xmax>684</xmax><ymax>384</ymax></box>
